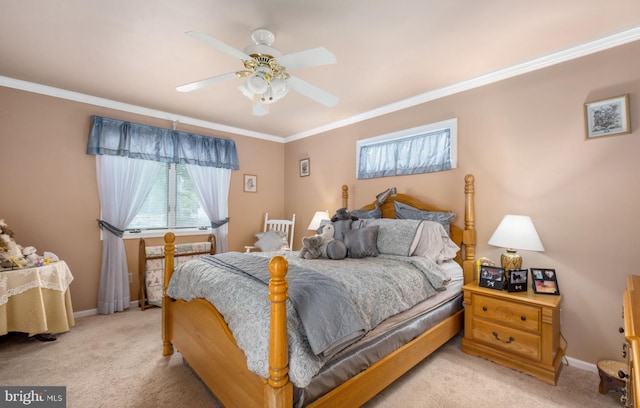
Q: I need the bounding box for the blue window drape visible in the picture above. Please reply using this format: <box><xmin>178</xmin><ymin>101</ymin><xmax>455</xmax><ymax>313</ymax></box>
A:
<box><xmin>86</xmin><ymin>115</ymin><xmax>239</xmax><ymax>169</ymax></box>
<box><xmin>357</xmin><ymin>119</ymin><xmax>457</xmax><ymax>179</ymax></box>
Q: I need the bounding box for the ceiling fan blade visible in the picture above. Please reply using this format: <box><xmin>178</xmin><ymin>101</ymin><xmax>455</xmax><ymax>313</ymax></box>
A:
<box><xmin>185</xmin><ymin>31</ymin><xmax>252</xmax><ymax>60</ymax></box>
<box><xmin>287</xmin><ymin>76</ymin><xmax>339</xmax><ymax>107</ymax></box>
<box><xmin>278</xmin><ymin>47</ymin><xmax>337</xmax><ymax>70</ymax></box>
<box><xmin>176</xmin><ymin>72</ymin><xmax>238</xmax><ymax>92</ymax></box>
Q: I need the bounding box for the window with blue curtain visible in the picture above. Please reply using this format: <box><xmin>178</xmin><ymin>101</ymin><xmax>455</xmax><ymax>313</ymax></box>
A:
<box><xmin>356</xmin><ymin>118</ymin><xmax>457</xmax><ymax>179</ymax></box>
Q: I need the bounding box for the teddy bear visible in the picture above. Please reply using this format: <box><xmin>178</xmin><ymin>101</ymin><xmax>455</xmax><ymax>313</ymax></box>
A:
<box><xmin>330</xmin><ymin>207</ymin><xmax>359</xmax><ymax>222</ymax></box>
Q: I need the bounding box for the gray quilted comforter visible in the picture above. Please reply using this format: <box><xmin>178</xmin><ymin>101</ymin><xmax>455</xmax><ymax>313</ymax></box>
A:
<box><xmin>166</xmin><ymin>251</ymin><xmax>449</xmax><ymax>388</ymax></box>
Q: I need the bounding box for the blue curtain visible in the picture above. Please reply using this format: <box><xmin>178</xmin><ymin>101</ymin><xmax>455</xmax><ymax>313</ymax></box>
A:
<box><xmin>86</xmin><ymin>116</ymin><xmax>239</xmax><ymax>169</ymax></box>
<box><xmin>357</xmin><ymin>128</ymin><xmax>451</xmax><ymax>179</ymax></box>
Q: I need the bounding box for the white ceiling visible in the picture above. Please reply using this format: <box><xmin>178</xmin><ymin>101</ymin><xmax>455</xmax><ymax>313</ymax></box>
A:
<box><xmin>2</xmin><ymin>0</ymin><xmax>640</xmax><ymax>141</ymax></box>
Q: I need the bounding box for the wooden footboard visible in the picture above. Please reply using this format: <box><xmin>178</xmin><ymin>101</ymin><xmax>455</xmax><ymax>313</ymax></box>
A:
<box><xmin>162</xmin><ymin>174</ymin><xmax>477</xmax><ymax>408</ymax></box>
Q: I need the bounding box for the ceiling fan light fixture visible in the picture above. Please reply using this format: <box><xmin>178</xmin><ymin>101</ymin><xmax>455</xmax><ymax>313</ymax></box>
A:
<box><xmin>246</xmin><ymin>72</ymin><xmax>268</xmax><ymax>94</ymax></box>
<box><xmin>270</xmin><ymin>78</ymin><xmax>289</xmax><ymax>98</ymax></box>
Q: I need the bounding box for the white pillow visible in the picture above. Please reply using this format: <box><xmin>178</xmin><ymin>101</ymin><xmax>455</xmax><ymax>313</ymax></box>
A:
<box><xmin>254</xmin><ymin>230</ymin><xmax>289</xmax><ymax>252</ymax></box>
<box><xmin>412</xmin><ymin>221</ymin><xmax>460</xmax><ymax>264</ymax></box>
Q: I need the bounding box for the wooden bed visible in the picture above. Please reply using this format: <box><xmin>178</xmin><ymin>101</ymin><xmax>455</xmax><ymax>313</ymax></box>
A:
<box><xmin>162</xmin><ymin>173</ymin><xmax>477</xmax><ymax>408</ymax></box>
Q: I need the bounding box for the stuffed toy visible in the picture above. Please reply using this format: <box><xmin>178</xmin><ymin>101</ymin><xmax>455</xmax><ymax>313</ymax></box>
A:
<box><xmin>22</xmin><ymin>246</ymin><xmax>44</xmax><ymax>267</ymax></box>
<box><xmin>316</xmin><ymin>224</ymin><xmax>347</xmax><ymax>260</ymax></box>
<box><xmin>331</xmin><ymin>207</ymin><xmax>359</xmax><ymax>222</ymax></box>
<box><xmin>299</xmin><ymin>235</ymin><xmax>324</xmax><ymax>259</ymax></box>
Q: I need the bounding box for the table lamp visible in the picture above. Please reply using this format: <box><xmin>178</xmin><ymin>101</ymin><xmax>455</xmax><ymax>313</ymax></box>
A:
<box><xmin>308</xmin><ymin>211</ymin><xmax>330</xmax><ymax>232</ymax></box>
<box><xmin>488</xmin><ymin>215</ymin><xmax>544</xmax><ymax>271</ymax></box>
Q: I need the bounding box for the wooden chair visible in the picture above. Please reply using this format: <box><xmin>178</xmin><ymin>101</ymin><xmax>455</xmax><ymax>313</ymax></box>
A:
<box><xmin>245</xmin><ymin>213</ymin><xmax>296</xmax><ymax>252</ymax></box>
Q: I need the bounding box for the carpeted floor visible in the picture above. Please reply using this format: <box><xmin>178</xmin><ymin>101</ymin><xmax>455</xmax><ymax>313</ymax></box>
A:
<box><xmin>0</xmin><ymin>307</ymin><xmax>625</xmax><ymax>407</ymax></box>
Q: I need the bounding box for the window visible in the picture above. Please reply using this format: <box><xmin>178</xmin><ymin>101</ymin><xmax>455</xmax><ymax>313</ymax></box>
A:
<box><xmin>127</xmin><ymin>163</ymin><xmax>210</xmax><ymax>231</ymax></box>
<box><xmin>356</xmin><ymin>118</ymin><xmax>457</xmax><ymax>179</ymax></box>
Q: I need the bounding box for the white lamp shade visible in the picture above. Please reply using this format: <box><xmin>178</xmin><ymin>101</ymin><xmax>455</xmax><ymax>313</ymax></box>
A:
<box><xmin>308</xmin><ymin>211</ymin><xmax>330</xmax><ymax>230</ymax></box>
<box><xmin>488</xmin><ymin>215</ymin><xmax>544</xmax><ymax>252</ymax></box>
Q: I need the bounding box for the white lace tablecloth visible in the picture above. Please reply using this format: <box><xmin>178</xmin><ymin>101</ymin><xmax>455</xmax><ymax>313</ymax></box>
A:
<box><xmin>0</xmin><ymin>261</ymin><xmax>75</xmax><ymax>336</ymax></box>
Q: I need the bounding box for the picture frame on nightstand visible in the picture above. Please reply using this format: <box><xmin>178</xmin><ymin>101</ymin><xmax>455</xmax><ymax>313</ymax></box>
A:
<box><xmin>506</xmin><ymin>269</ymin><xmax>528</xmax><ymax>292</ymax></box>
<box><xmin>531</xmin><ymin>268</ymin><xmax>560</xmax><ymax>295</ymax></box>
<box><xmin>479</xmin><ymin>265</ymin><xmax>505</xmax><ymax>290</ymax></box>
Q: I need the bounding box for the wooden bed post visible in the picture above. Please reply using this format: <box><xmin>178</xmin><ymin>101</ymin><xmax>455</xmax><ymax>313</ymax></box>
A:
<box><xmin>265</xmin><ymin>256</ymin><xmax>293</xmax><ymax>407</ymax></box>
<box><xmin>341</xmin><ymin>185</ymin><xmax>349</xmax><ymax>209</ymax></box>
<box><xmin>162</xmin><ymin>232</ymin><xmax>175</xmax><ymax>356</ymax></box>
<box><xmin>463</xmin><ymin>174</ymin><xmax>476</xmax><ymax>283</ymax></box>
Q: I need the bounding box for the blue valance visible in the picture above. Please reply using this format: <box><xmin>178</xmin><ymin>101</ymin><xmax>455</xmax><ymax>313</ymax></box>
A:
<box><xmin>86</xmin><ymin>116</ymin><xmax>239</xmax><ymax>170</ymax></box>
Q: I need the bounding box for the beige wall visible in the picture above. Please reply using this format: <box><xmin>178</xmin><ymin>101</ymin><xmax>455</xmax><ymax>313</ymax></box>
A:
<box><xmin>285</xmin><ymin>40</ymin><xmax>640</xmax><ymax>365</ymax></box>
<box><xmin>2</xmin><ymin>39</ymin><xmax>639</xmax><ymax>366</ymax></box>
<box><xmin>0</xmin><ymin>88</ymin><xmax>285</xmax><ymax>312</ymax></box>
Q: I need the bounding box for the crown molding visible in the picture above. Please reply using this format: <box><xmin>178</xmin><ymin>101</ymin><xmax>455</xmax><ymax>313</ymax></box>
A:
<box><xmin>285</xmin><ymin>25</ymin><xmax>640</xmax><ymax>142</ymax></box>
<box><xmin>0</xmin><ymin>76</ymin><xmax>284</xmax><ymax>143</ymax></box>
<box><xmin>2</xmin><ymin>26</ymin><xmax>639</xmax><ymax>144</ymax></box>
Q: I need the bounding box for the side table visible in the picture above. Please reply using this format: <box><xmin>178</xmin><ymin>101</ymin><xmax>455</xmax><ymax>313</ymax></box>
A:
<box><xmin>0</xmin><ymin>261</ymin><xmax>75</xmax><ymax>338</ymax></box>
<box><xmin>462</xmin><ymin>280</ymin><xmax>564</xmax><ymax>385</ymax></box>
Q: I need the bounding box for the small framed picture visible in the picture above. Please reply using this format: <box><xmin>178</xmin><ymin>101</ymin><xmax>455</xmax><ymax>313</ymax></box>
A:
<box><xmin>531</xmin><ymin>268</ymin><xmax>560</xmax><ymax>295</ymax></box>
<box><xmin>506</xmin><ymin>269</ymin><xmax>528</xmax><ymax>292</ymax></box>
<box><xmin>479</xmin><ymin>265</ymin><xmax>505</xmax><ymax>290</ymax></box>
<box><xmin>243</xmin><ymin>174</ymin><xmax>257</xmax><ymax>193</ymax></box>
<box><xmin>584</xmin><ymin>94</ymin><xmax>631</xmax><ymax>139</ymax></box>
<box><xmin>300</xmin><ymin>158</ymin><xmax>310</xmax><ymax>177</ymax></box>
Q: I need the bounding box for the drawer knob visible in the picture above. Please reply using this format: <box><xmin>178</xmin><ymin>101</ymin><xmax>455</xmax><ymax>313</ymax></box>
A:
<box><xmin>492</xmin><ymin>331</ymin><xmax>515</xmax><ymax>344</ymax></box>
<box><xmin>482</xmin><ymin>306</ymin><xmax>488</xmax><ymax>312</ymax></box>
<box><xmin>521</xmin><ymin>316</ymin><xmax>526</xmax><ymax>321</ymax></box>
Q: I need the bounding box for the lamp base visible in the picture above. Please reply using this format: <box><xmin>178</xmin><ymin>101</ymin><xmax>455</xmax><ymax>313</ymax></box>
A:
<box><xmin>501</xmin><ymin>249</ymin><xmax>522</xmax><ymax>272</ymax></box>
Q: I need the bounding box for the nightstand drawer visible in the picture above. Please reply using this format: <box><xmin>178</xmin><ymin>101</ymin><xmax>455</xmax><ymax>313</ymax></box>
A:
<box><xmin>472</xmin><ymin>319</ymin><xmax>541</xmax><ymax>361</ymax></box>
<box><xmin>472</xmin><ymin>294</ymin><xmax>540</xmax><ymax>333</ymax></box>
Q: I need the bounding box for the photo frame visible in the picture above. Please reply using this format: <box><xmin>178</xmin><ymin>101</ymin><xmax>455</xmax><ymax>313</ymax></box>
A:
<box><xmin>584</xmin><ymin>94</ymin><xmax>631</xmax><ymax>139</ymax></box>
<box><xmin>299</xmin><ymin>158</ymin><xmax>310</xmax><ymax>177</ymax></box>
<box><xmin>506</xmin><ymin>269</ymin><xmax>528</xmax><ymax>292</ymax></box>
<box><xmin>531</xmin><ymin>268</ymin><xmax>560</xmax><ymax>295</ymax></box>
<box><xmin>478</xmin><ymin>265</ymin><xmax>505</xmax><ymax>290</ymax></box>
<box><xmin>243</xmin><ymin>174</ymin><xmax>257</xmax><ymax>193</ymax></box>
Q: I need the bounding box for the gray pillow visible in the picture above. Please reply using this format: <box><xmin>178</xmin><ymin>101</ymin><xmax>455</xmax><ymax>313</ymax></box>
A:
<box><xmin>254</xmin><ymin>230</ymin><xmax>288</xmax><ymax>252</ymax></box>
<box><xmin>364</xmin><ymin>218</ymin><xmax>422</xmax><ymax>256</ymax></box>
<box><xmin>344</xmin><ymin>225</ymin><xmax>380</xmax><ymax>258</ymax></box>
<box><xmin>350</xmin><ymin>204</ymin><xmax>382</xmax><ymax>219</ymax></box>
<box><xmin>394</xmin><ymin>201</ymin><xmax>455</xmax><ymax>235</ymax></box>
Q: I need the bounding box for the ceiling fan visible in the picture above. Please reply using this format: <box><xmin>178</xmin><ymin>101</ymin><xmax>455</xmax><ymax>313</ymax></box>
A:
<box><xmin>177</xmin><ymin>29</ymin><xmax>339</xmax><ymax>116</ymax></box>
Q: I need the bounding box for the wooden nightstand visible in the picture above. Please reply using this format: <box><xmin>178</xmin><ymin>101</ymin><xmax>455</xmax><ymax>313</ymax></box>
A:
<box><xmin>461</xmin><ymin>280</ymin><xmax>564</xmax><ymax>385</ymax></box>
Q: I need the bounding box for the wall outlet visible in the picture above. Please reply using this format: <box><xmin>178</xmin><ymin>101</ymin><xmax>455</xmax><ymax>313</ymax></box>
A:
<box><xmin>129</xmin><ymin>273</ymin><xmax>133</xmax><ymax>283</ymax></box>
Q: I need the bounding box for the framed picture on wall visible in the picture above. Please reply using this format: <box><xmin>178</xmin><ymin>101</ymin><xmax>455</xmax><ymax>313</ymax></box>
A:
<box><xmin>584</xmin><ymin>94</ymin><xmax>630</xmax><ymax>139</ymax></box>
<box><xmin>300</xmin><ymin>158</ymin><xmax>310</xmax><ymax>177</ymax></box>
<box><xmin>531</xmin><ymin>268</ymin><xmax>560</xmax><ymax>295</ymax></box>
<box><xmin>243</xmin><ymin>174</ymin><xmax>257</xmax><ymax>193</ymax></box>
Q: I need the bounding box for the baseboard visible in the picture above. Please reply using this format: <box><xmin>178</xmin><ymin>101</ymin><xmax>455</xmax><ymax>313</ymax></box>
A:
<box><xmin>566</xmin><ymin>356</ymin><xmax>598</xmax><ymax>374</ymax></box>
<box><xmin>73</xmin><ymin>300</ymin><xmax>139</xmax><ymax>319</ymax></box>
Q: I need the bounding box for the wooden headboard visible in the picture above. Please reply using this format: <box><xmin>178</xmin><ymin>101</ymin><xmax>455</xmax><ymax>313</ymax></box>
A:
<box><xmin>341</xmin><ymin>174</ymin><xmax>476</xmax><ymax>283</ymax></box>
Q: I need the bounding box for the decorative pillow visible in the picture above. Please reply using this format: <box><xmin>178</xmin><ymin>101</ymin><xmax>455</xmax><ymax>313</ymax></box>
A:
<box><xmin>412</xmin><ymin>220</ymin><xmax>460</xmax><ymax>264</ymax></box>
<box><xmin>343</xmin><ymin>225</ymin><xmax>380</xmax><ymax>258</ymax></box>
<box><xmin>324</xmin><ymin>239</ymin><xmax>348</xmax><ymax>260</ymax></box>
<box><xmin>394</xmin><ymin>201</ymin><xmax>455</xmax><ymax>235</ymax></box>
<box><xmin>254</xmin><ymin>230</ymin><xmax>289</xmax><ymax>252</ymax></box>
<box><xmin>364</xmin><ymin>218</ymin><xmax>422</xmax><ymax>256</ymax></box>
<box><xmin>350</xmin><ymin>204</ymin><xmax>382</xmax><ymax>219</ymax></box>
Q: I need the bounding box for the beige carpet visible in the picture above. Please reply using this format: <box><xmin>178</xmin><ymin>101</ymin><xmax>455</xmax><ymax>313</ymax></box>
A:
<box><xmin>0</xmin><ymin>307</ymin><xmax>624</xmax><ymax>408</ymax></box>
